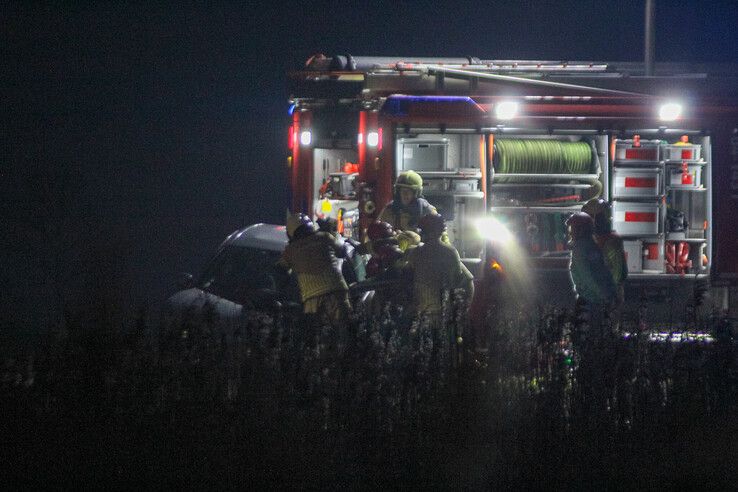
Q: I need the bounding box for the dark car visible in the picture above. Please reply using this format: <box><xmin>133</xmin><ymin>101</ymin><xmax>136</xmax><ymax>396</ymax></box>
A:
<box><xmin>163</xmin><ymin>223</ymin><xmax>373</xmax><ymax>331</ymax></box>
<box><xmin>163</xmin><ymin>224</ymin><xmax>299</xmax><ymax>331</ymax></box>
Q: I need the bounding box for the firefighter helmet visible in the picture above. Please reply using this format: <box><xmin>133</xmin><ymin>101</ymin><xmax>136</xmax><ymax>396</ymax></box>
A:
<box><xmin>316</xmin><ymin>217</ymin><xmax>338</xmax><ymax>233</ymax></box>
<box><xmin>286</xmin><ymin>213</ymin><xmax>315</xmax><ymax>239</ymax></box>
<box><xmin>367</xmin><ymin>221</ymin><xmax>395</xmax><ymax>241</ymax></box>
<box><xmin>565</xmin><ymin>212</ymin><xmax>594</xmax><ymax>239</ymax></box>
<box><xmin>394</xmin><ymin>170</ymin><xmax>423</xmax><ymax>196</ymax></box>
<box><xmin>418</xmin><ymin>213</ymin><xmax>446</xmax><ymax>238</ymax></box>
<box><xmin>582</xmin><ymin>198</ymin><xmax>608</xmax><ymax>217</ymax></box>
<box><xmin>396</xmin><ymin>230</ymin><xmax>421</xmax><ymax>251</ymax></box>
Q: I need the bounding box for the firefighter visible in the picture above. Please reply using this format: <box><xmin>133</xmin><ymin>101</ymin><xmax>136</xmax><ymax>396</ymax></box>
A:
<box><xmin>403</xmin><ymin>214</ymin><xmax>474</xmax><ymax>370</ymax></box>
<box><xmin>582</xmin><ymin>198</ymin><xmax>628</xmax><ymax>306</ymax></box>
<box><xmin>278</xmin><ymin>213</ymin><xmax>351</xmax><ymax>326</ymax></box>
<box><xmin>316</xmin><ymin>216</ymin><xmax>365</xmax><ymax>283</ymax></box>
<box><xmin>404</xmin><ymin>214</ymin><xmax>474</xmax><ymax>317</ymax></box>
<box><xmin>566</xmin><ymin>212</ymin><xmax>616</xmax><ymax>328</ymax></box>
<box><xmin>378</xmin><ymin>170</ymin><xmax>438</xmax><ymax>233</ymax></box>
<box><xmin>361</xmin><ymin>221</ymin><xmax>408</xmax><ymax>315</ymax></box>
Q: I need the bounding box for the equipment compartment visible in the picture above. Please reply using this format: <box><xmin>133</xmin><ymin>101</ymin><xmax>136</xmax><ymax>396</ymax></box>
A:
<box><xmin>623</xmin><ymin>240</ymin><xmax>644</xmax><ymax>273</ymax></box>
<box><xmin>614</xmin><ymin>138</ymin><xmax>661</xmax><ymax>163</ymax></box>
<box><xmin>398</xmin><ymin>138</ymin><xmax>449</xmax><ymax>172</ymax></box>
<box><xmin>642</xmin><ymin>240</ymin><xmax>665</xmax><ymax>272</ymax></box>
<box><xmin>612</xmin><ymin>201</ymin><xmax>660</xmax><ymax>236</ymax></box>
<box><xmin>662</xmin><ymin>143</ymin><xmax>701</xmax><ymax>162</ymax></box>
<box><xmin>612</xmin><ymin>167</ymin><xmax>661</xmax><ymax>198</ymax></box>
<box><xmin>667</xmin><ymin>163</ymin><xmax>703</xmax><ymax>188</ymax></box>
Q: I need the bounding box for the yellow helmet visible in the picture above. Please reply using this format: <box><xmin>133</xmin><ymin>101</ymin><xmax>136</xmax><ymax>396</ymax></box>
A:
<box><xmin>394</xmin><ymin>170</ymin><xmax>423</xmax><ymax>195</ymax></box>
<box><xmin>396</xmin><ymin>230</ymin><xmax>421</xmax><ymax>251</ymax></box>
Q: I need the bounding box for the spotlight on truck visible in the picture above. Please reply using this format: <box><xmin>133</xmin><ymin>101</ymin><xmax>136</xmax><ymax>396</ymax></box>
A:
<box><xmin>300</xmin><ymin>130</ymin><xmax>312</xmax><ymax>146</ymax></box>
<box><xmin>495</xmin><ymin>101</ymin><xmax>519</xmax><ymax>120</ymax></box>
<box><xmin>659</xmin><ymin>102</ymin><xmax>682</xmax><ymax>121</ymax></box>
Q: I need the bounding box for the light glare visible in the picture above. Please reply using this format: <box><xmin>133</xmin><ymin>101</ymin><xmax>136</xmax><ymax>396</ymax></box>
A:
<box><xmin>367</xmin><ymin>131</ymin><xmax>379</xmax><ymax>147</ymax></box>
<box><xmin>659</xmin><ymin>103</ymin><xmax>682</xmax><ymax>121</ymax></box>
<box><xmin>475</xmin><ymin>217</ymin><xmax>513</xmax><ymax>243</ymax></box>
<box><xmin>300</xmin><ymin>130</ymin><xmax>312</xmax><ymax>146</ymax></box>
<box><xmin>495</xmin><ymin>101</ymin><xmax>519</xmax><ymax>120</ymax></box>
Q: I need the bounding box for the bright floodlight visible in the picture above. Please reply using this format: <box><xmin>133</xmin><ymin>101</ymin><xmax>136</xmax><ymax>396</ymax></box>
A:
<box><xmin>659</xmin><ymin>103</ymin><xmax>682</xmax><ymax>121</ymax></box>
<box><xmin>367</xmin><ymin>131</ymin><xmax>379</xmax><ymax>147</ymax></box>
<box><xmin>495</xmin><ymin>101</ymin><xmax>519</xmax><ymax>120</ymax></box>
<box><xmin>300</xmin><ymin>130</ymin><xmax>312</xmax><ymax>146</ymax></box>
<box><xmin>475</xmin><ymin>217</ymin><xmax>513</xmax><ymax>244</ymax></box>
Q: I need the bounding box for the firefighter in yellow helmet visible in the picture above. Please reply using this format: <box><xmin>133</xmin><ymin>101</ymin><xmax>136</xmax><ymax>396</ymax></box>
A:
<box><xmin>378</xmin><ymin>171</ymin><xmax>438</xmax><ymax>233</ymax></box>
<box><xmin>278</xmin><ymin>213</ymin><xmax>351</xmax><ymax>326</ymax></box>
<box><xmin>403</xmin><ymin>214</ymin><xmax>474</xmax><ymax>317</ymax></box>
<box><xmin>582</xmin><ymin>198</ymin><xmax>628</xmax><ymax>307</ymax></box>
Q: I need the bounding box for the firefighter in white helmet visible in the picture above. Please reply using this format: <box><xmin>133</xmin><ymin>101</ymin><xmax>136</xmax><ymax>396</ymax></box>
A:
<box><xmin>378</xmin><ymin>170</ymin><xmax>438</xmax><ymax>234</ymax></box>
<box><xmin>278</xmin><ymin>213</ymin><xmax>351</xmax><ymax>326</ymax></box>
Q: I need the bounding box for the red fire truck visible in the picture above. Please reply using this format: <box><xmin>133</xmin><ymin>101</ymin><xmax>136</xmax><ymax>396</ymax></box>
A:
<box><xmin>286</xmin><ymin>55</ymin><xmax>738</xmax><ymax>315</ymax></box>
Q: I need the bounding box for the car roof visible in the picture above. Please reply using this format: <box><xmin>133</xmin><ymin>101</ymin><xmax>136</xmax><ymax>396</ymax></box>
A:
<box><xmin>223</xmin><ymin>223</ymin><xmax>288</xmax><ymax>252</ymax></box>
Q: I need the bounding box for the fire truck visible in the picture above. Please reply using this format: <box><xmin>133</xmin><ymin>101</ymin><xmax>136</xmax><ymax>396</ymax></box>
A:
<box><xmin>286</xmin><ymin>55</ymin><xmax>738</xmax><ymax>316</ymax></box>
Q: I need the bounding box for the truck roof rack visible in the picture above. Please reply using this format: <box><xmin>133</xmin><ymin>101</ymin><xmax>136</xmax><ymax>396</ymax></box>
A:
<box><xmin>304</xmin><ymin>54</ymin><xmax>738</xmax><ymax>78</ymax></box>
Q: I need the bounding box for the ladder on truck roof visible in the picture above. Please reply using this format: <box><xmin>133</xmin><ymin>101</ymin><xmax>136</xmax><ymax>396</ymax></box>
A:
<box><xmin>305</xmin><ymin>55</ymin><xmax>738</xmax><ymax>77</ymax></box>
<box><xmin>306</xmin><ymin>55</ymin><xmax>611</xmax><ymax>73</ymax></box>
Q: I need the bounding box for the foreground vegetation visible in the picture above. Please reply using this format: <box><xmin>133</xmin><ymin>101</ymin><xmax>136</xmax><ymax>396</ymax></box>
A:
<box><xmin>2</xmin><ymin>295</ymin><xmax>737</xmax><ymax>489</ymax></box>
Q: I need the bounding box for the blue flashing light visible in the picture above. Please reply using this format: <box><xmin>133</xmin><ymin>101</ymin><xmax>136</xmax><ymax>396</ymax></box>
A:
<box><xmin>383</xmin><ymin>95</ymin><xmax>479</xmax><ymax>116</ymax></box>
<box><xmin>395</xmin><ymin>95</ymin><xmax>476</xmax><ymax>103</ymax></box>
<box><xmin>288</xmin><ymin>103</ymin><xmax>296</xmax><ymax>115</ymax></box>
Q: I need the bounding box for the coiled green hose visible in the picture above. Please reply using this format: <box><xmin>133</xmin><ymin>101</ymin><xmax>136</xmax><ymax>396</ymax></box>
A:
<box><xmin>495</xmin><ymin>139</ymin><xmax>593</xmax><ymax>174</ymax></box>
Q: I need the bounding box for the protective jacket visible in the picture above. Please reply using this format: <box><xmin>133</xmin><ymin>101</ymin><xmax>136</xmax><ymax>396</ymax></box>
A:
<box><xmin>378</xmin><ymin>197</ymin><xmax>437</xmax><ymax>232</ymax></box>
<box><xmin>569</xmin><ymin>237</ymin><xmax>617</xmax><ymax>305</ymax></box>
<box><xmin>594</xmin><ymin>232</ymin><xmax>628</xmax><ymax>303</ymax></box>
<box><xmin>404</xmin><ymin>239</ymin><xmax>474</xmax><ymax>315</ymax></box>
<box><xmin>279</xmin><ymin>231</ymin><xmax>348</xmax><ymax>304</ymax></box>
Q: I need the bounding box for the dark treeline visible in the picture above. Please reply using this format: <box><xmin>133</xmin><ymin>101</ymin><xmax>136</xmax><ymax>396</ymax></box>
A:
<box><xmin>2</xmin><ymin>295</ymin><xmax>737</xmax><ymax>489</ymax></box>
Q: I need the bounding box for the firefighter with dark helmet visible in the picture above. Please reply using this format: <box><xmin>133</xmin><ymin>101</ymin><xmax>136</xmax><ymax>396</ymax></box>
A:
<box><xmin>316</xmin><ymin>216</ymin><xmax>365</xmax><ymax>284</ymax></box>
<box><xmin>404</xmin><ymin>213</ymin><xmax>474</xmax><ymax>317</ymax></box>
<box><xmin>378</xmin><ymin>170</ymin><xmax>439</xmax><ymax>233</ymax></box>
<box><xmin>582</xmin><ymin>198</ymin><xmax>628</xmax><ymax>307</ymax></box>
<box><xmin>367</xmin><ymin>220</ymin><xmax>396</xmax><ymax>244</ymax></box>
<box><xmin>566</xmin><ymin>212</ymin><xmax>616</xmax><ymax>321</ymax></box>
<box><xmin>365</xmin><ymin>221</ymin><xmax>398</xmax><ymax>277</ymax></box>
<box><xmin>278</xmin><ymin>213</ymin><xmax>351</xmax><ymax>325</ymax></box>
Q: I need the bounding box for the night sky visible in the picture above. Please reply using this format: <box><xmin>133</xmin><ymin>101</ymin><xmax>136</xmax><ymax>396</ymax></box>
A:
<box><xmin>4</xmin><ymin>1</ymin><xmax>738</xmax><ymax>332</ymax></box>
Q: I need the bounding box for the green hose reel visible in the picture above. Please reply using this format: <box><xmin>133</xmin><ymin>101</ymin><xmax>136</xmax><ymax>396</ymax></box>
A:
<box><xmin>494</xmin><ymin>139</ymin><xmax>593</xmax><ymax>175</ymax></box>
<box><xmin>492</xmin><ymin>139</ymin><xmax>602</xmax><ymax>204</ymax></box>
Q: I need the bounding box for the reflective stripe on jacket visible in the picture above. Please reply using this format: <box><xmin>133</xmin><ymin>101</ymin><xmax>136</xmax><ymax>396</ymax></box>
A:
<box><xmin>279</xmin><ymin>231</ymin><xmax>348</xmax><ymax>303</ymax></box>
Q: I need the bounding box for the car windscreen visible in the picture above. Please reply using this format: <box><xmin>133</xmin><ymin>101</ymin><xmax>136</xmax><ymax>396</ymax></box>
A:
<box><xmin>196</xmin><ymin>246</ymin><xmax>285</xmax><ymax>304</ymax></box>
